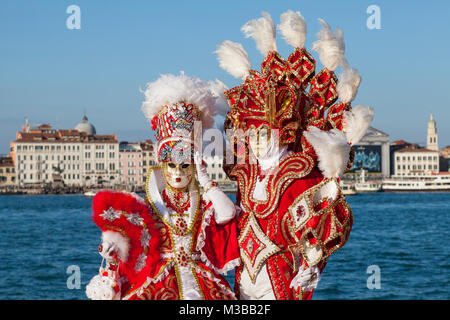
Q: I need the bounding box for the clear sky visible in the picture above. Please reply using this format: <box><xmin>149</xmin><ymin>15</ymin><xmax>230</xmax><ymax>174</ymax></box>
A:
<box><xmin>1</xmin><ymin>0</ymin><xmax>449</xmax><ymax>154</ymax></box>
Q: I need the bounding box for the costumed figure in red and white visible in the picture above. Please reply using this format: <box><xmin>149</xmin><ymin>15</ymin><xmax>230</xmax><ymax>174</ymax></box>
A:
<box><xmin>215</xmin><ymin>10</ymin><xmax>374</xmax><ymax>300</ymax></box>
<box><xmin>86</xmin><ymin>73</ymin><xmax>240</xmax><ymax>300</ymax></box>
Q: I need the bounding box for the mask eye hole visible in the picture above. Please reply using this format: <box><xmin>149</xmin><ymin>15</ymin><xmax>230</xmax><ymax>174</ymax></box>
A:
<box><xmin>168</xmin><ymin>163</ymin><xmax>176</xmax><ymax>169</ymax></box>
<box><xmin>181</xmin><ymin>164</ymin><xmax>190</xmax><ymax>169</ymax></box>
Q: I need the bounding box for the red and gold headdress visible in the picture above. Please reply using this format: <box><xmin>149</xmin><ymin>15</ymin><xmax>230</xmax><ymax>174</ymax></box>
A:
<box><xmin>216</xmin><ymin>11</ymin><xmax>369</xmax><ymax>152</ymax></box>
<box><xmin>141</xmin><ymin>72</ymin><xmax>227</xmax><ymax>163</ymax></box>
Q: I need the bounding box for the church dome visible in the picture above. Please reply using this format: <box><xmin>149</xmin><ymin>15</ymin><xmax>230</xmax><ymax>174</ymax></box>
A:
<box><xmin>75</xmin><ymin>115</ymin><xmax>96</xmax><ymax>135</ymax></box>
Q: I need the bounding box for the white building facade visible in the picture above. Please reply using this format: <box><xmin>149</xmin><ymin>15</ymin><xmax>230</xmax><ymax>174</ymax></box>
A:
<box><xmin>12</xmin><ymin>118</ymin><xmax>119</xmax><ymax>188</ymax></box>
<box><xmin>394</xmin><ymin>147</ymin><xmax>439</xmax><ymax>176</ymax></box>
<box><xmin>204</xmin><ymin>155</ymin><xmax>227</xmax><ymax>181</ymax></box>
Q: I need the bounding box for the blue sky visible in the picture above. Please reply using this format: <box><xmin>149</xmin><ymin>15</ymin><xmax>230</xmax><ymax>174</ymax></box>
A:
<box><xmin>1</xmin><ymin>0</ymin><xmax>449</xmax><ymax>154</ymax></box>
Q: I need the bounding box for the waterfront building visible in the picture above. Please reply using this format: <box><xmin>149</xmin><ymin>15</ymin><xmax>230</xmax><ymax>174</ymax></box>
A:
<box><xmin>10</xmin><ymin>117</ymin><xmax>119</xmax><ymax>188</ymax></box>
<box><xmin>427</xmin><ymin>113</ymin><xmax>438</xmax><ymax>151</ymax></box>
<box><xmin>0</xmin><ymin>156</ymin><xmax>16</xmax><ymax>192</ymax></box>
<box><xmin>389</xmin><ymin>140</ymin><xmax>416</xmax><ymax>176</ymax></box>
<box><xmin>349</xmin><ymin>126</ymin><xmax>390</xmax><ymax>178</ymax></box>
<box><xmin>118</xmin><ymin>141</ymin><xmax>144</xmax><ymax>187</ymax></box>
<box><xmin>117</xmin><ymin>140</ymin><xmax>156</xmax><ymax>189</ymax></box>
<box><xmin>141</xmin><ymin>139</ymin><xmax>156</xmax><ymax>177</ymax></box>
<box><xmin>204</xmin><ymin>155</ymin><xmax>227</xmax><ymax>181</ymax></box>
<box><xmin>393</xmin><ymin>146</ymin><xmax>439</xmax><ymax>176</ymax></box>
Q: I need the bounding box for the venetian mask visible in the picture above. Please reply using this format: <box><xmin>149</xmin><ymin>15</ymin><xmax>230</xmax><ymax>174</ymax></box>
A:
<box><xmin>248</xmin><ymin>125</ymin><xmax>271</xmax><ymax>158</ymax></box>
<box><xmin>161</xmin><ymin>161</ymin><xmax>194</xmax><ymax>190</ymax></box>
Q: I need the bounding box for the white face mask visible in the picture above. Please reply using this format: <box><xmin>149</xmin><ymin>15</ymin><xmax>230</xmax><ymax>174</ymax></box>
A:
<box><xmin>248</xmin><ymin>126</ymin><xmax>271</xmax><ymax>158</ymax></box>
<box><xmin>162</xmin><ymin>162</ymin><xmax>194</xmax><ymax>190</ymax></box>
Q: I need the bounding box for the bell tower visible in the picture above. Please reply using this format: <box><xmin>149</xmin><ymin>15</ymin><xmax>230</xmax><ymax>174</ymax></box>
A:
<box><xmin>427</xmin><ymin>113</ymin><xmax>438</xmax><ymax>151</ymax></box>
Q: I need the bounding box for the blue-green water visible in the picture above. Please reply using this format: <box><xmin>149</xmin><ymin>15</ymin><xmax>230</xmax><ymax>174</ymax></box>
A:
<box><xmin>0</xmin><ymin>193</ymin><xmax>448</xmax><ymax>300</ymax></box>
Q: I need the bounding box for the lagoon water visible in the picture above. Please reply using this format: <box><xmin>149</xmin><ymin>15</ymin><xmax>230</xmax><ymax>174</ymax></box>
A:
<box><xmin>0</xmin><ymin>192</ymin><xmax>448</xmax><ymax>300</ymax></box>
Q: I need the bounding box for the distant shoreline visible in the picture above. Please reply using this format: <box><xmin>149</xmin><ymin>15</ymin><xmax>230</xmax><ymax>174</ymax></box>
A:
<box><xmin>2</xmin><ymin>190</ymin><xmax>450</xmax><ymax>196</ymax></box>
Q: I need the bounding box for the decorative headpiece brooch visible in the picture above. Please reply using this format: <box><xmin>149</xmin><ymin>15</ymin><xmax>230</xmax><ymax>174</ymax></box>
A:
<box><xmin>141</xmin><ymin>72</ymin><xmax>227</xmax><ymax>163</ymax></box>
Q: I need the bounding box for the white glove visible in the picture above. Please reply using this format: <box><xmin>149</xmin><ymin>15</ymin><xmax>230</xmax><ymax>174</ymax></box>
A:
<box><xmin>98</xmin><ymin>242</ymin><xmax>119</xmax><ymax>264</ymax></box>
<box><xmin>194</xmin><ymin>151</ymin><xmax>211</xmax><ymax>188</ymax></box>
<box><xmin>204</xmin><ymin>187</ymin><xmax>237</xmax><ymax>224</ymax></box>
<box><xmin>289</xmin><ymin>264</ymin><xmax>321</xmax><ymax>293</ymax></box>
<box><xmin>194</xmin><ymin>151</ymin><xmax>236</xmax><ymax>224</ymax></box>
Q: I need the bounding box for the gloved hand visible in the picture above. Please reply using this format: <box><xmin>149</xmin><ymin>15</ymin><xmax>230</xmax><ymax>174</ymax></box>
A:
<box><xmin>98</xmin><ymin>242</ymin><xmax>118</xmax><ymax>264</ymax></box>
<box><xmin>194</xmin><ymin>151</ymin><xmax>211</xmax><ymax>189</ymax></box>
<box><xmin>194</xmin><ymin>151</ymin><xmax>236</xmax><ymax>224</ymax></box>
<box><xmin>290</xmin><ymin>263</ymin><xmax>321</xmax><ymax>292</ymax></box>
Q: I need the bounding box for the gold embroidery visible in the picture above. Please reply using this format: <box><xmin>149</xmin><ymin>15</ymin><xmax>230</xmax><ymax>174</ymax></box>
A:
<box><xmin>231</xmin><ymin>152</ymin><xmax>314</xmax><ymax>219</ymax></box>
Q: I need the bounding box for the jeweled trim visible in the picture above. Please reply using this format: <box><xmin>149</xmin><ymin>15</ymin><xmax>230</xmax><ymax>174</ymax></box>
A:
<box><xmin>231</xmin><ymin>152</ymin><xmax>314</xmax><ymax>218</ymax></box>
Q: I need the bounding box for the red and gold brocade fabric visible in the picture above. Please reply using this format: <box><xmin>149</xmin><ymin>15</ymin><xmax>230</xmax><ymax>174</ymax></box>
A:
<box><xmin>230</xmin><ymin>153</ymin><xmax>353</xmax><ymax>300</ymax></box>
<box><xmin>91</xmin><ymin>191</ymin><xmax>239</xmax><ymax>300</ymax></box>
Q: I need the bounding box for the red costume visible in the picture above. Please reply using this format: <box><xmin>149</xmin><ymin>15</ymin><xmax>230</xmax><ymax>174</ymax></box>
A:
<box><xmin>215</xmin><ymin>10</ymin><xmax>373</xmax><ymax>299</ymax></box>
<box><xmin>86</xmin><ymin>73</ymin><xmax>240</xmax><ymax>300</ymax></box>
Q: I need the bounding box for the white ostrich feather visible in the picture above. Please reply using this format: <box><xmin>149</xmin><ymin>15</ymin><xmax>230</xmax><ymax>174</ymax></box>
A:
<box><xmin>215</xmin><ymin>40</ymin><xmax>251</xmax><ymax>80</ymax></box>
<box><xmin>206</xmin><ymin>78</ymin><xmax>229</xmax><ymax>115</ymax></box>
<box><xmin>241</xmin><ymin>11</ymin><xmax>277</xmax><ymax>56</ymax></box>
<box><xmin>311</xmin><ymin>19</ymin><xmax>345</xmax><ymax>71</ymax></box>
<box><xmin>303</xmin><ymin>126</ymin><xmax>350</xmax><ymax>178</ymax></box>
<box><xmin>277</xmin><ymin>10</ymin><xmax>307</xmax><ymax>48</ymax></box>
<box><xmin>141</xmin><ymin>72</ymin><xmax>224</xmax><ymax>130</ymax></box>
<box><xmin>337</xmin><ymin>57</ymin><xmax>361</xmax><ymax>103</ymax></box>
<box><xmin>343</xmin><ymin>105</ymin><xmax>374</xmax><ymax>145</ymax></box>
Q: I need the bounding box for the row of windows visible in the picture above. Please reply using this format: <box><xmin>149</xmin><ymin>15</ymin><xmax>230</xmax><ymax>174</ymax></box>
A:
<box><xmin>206</xmin><ymin>163</ymin><xmax>222</xmax><ymax>168</ymax></box>
<box><xmin>396</xmin><ymin>155</ymin><xmax>437</xmax><ymax>161</ymax></box>
<box><xmin>91</xmin><ymin>152</ymin><xmax>115</xmax><ymax>159</ymax></box>
<box><xmin>0</xmin><ymin>168</ymin><xmax>15</xmax><ymax>173</ymax></box>
<box><xmin>18</xmin><ymin>163</ymin><xmax>115</xmax><ymax>171</ymax></box>
<box><xmin>18</xmin><ymin>155</ymin><xmax>81</xmax><ymax>161</ymax></box>
<box><xmin>119</xmin><ymin>176</ymin><xmax>146</xmax><ymax>183</ymax></box>
<box><xmin>18</xmin><ymin>163</ymin><xmax>81</xmax><ymax>170</ymax></box>
<box><xmin>0</xmin><ymin>176</ymin><xmax>15</xmax><ymax>183</ymax></box>
<box><xmin>118</xmin><ymin>153</ymin><xmax>155</xmax><ymax>159</ymax></box>
<box><xmin>18</xmin><ymin>173</ymin><xmax>81</xmax><ymax>181</ymax></box>
<box><xmin>397</xmin><ymin>164</ymin><xmax>438</xmax><ymax>170</ymax></box>
<box><xmin>84</xmin><ymin>163</ymin><xmax>115</xmax><ymax>170</ymax></box>
<box><xmin>16</xmin><ymin>144</ymin><xmax>117</xmax><ymax>151</ymax></box>
<box><xmin>119</xmin><ymin>161</ymin><xmax>157</xmax><ymax>168</ymax></box>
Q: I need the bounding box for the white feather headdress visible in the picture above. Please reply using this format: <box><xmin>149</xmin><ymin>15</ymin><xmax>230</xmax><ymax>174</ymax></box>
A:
<box><xmin>337</xmin><ymin>57</ymin><xmax>361</xmax><ymax>104</ymax></box>
<box><xmin>343</xmin><ymin>105</ymin><xmax>374</xmax><ymax>145</ymax></box>
<box><xmin>277</xmin><ymin>10</ymin><xmax>307</xmax><ymax>48</ymax></box>
<box><xmin>303</xmin><ymin>127</ymin><xmax>350</xmax><ymax>178</ymax></box>
<box><xmin>141</xmin><ymin>72</ymin><xmax>227</xmax><ymax>130</ymax></box>
<box><xmin>312</xmin><ymin>19</ymin><xmax>345</xmax><ymax>71</ymax></box>
<box><xmin>214</xmin><ymin>40</ymin><xmax>251</xmax><ymax>80</ymax></box>
<box><xmin>241</xmin><ymin>11</ymin><xmax>277</xmax><ymax>56</ymax></box>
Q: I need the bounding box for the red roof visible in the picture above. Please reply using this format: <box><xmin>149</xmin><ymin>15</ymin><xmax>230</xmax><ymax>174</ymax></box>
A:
<box><xmin>15</xmin><ymin>129</ymin><xmax>117</xmax><ymax>143</ymax></box>
<box><xmin>391</xmin><ymin>140</ymin><xmax>411</xmax><ymax>146</ymax></box>
<box><xmin>396</xmin><ymin>146</ymin><xmax>438</xmax><ymax>153</ymax></box>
